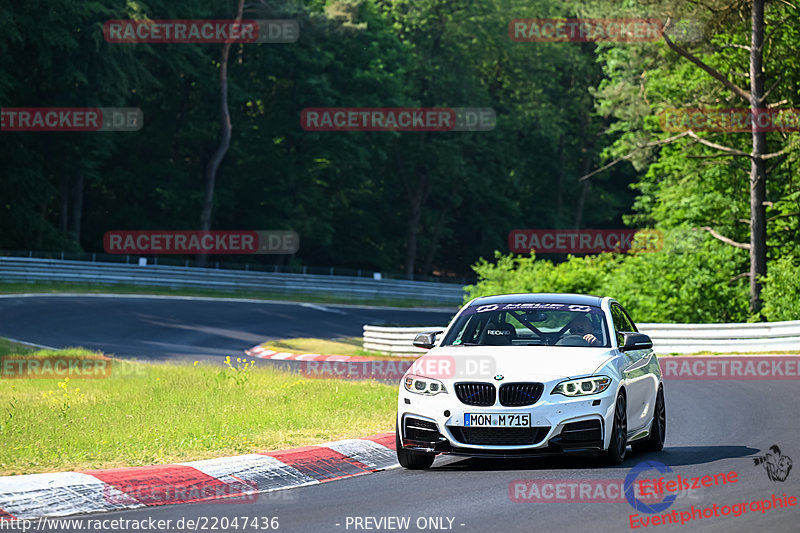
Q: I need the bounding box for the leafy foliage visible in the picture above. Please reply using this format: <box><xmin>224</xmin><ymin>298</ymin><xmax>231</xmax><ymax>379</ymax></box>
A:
<box><xmin>1</xmin><ymin>0</ymin><xmax>636</xmax><ymax>278</ymax></box>
<box><xmin>761</xmin><ymin>256</ymin><xmax>800</xmax><ymax>321</ymax></box>
<box><xmin>466</xmin><ymin>229</ymin><xmax>752</xmax><ymax>323</ymax></box>
<box><xmin>2</xmin><ymin>0</ymin><xmax>798</xmax><ymax>315</ymax></box>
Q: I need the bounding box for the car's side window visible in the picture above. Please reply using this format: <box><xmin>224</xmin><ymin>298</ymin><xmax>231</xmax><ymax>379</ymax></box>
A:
<box><xmin>611</xmin><ymin>304</ymin><xmax>634</xmax><ymax>346</ymax></box>
<box><xmin>619</xmin><ymin>306</ymin><xmax>638</xmax><ymax>333</ymax></box>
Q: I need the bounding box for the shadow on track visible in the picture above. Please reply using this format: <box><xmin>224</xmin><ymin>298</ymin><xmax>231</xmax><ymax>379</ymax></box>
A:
<box><xmin>430</xmin><ymin>445</ymin><xmax>759</xmax><ymax>472</ymax></box>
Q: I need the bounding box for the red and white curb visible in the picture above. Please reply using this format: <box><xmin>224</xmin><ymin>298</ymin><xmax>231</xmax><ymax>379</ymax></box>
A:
<box><xmin>244</xmin><ymin>345</ymin><xmax>395</xmax><ymax>362</ymax></box>
<box><xmin>0</xmin><ymin>433</ymin><xmax>396</xmax><ymax>520</ymax></box>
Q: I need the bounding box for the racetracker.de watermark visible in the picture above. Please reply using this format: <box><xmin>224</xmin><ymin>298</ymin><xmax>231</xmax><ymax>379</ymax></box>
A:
<box><xmin>297</xmin><ymin>356</ymin><xmax>495</xmax><ymax>380</ymax></box>
<box><xmin>510</xmin><ymin>462</ymin><xmax>728</xmax><ymax>508</ymax></box>
<box><xmin>509</xmin><ymin>18</ymin><xmax>702</xmax><ymax>43</ymax></box>
<box><xmin>103</xmin><ymin>479</ymin><xmax>262</xmax><ymax>505</ymax></box>
<box><xmin>660</xmin><ymin>356</ymin><xmax>800</xmax><ymax>380</ymax></box>
<box><xmin>298</xmin><ymin>360</ymin><xmax>411</xmax><ymax>380</ymax></box>
<box><xmin>1</xmin><ymin>108</ymin><xmax>142</xmax><ymax>132</ymax></box>
<box><xmin>104</xmin><ymin>19</ymin><xmax>298</xmax><ymax>43</ymax></box>
<box><xmin>103</xmin><ymin>230</ymin><xmax>299</xmax><ymax>254</ymax></box>
<box><xmin>509</xmin><ymin>479</ymin><xmax>672</xmax><ymax>503</ymax></box>
<box><xmin>510</xmin><ymin>18</ymin><xmax>662</xmax><ymax>42</ymax></box>
<box><xmin>509</xmin><ymin>229</ymin><xmax>663</xmax><ymax>254</ymax></box>
<box><xmin>300</xmin><ymin>108</ymin><xmax>495</xmax><ymax>132</ymax></box>
<box><xmin>659</xmin><ymin>108</ymin><xmax>800</xmax><ymax>132</ymax></box>
<box><xmin>0</xmin><ymin>356</ymin><xmax>112</xmax><ymax>379</ymax></box>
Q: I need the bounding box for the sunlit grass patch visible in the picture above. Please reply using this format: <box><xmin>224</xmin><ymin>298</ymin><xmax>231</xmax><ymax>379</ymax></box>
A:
<box><xmin>0</xmin><ymin>345</ymin><xmax>396</xmax><ymax>475</ymax></box>
<box><xmin>261</xmin><ymin>337</ymin><xmax>413</xmax><ymax>360</ymax></box>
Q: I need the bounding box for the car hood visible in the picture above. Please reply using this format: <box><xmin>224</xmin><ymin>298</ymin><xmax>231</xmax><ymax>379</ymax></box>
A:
<box><xmin>417</xmin><ymin>345</ymin><xmax>616</xmax><ymax>382</ymax></box>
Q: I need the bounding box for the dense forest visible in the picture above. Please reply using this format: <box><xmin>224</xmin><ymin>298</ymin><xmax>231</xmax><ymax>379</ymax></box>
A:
<box><xmin>1</xmin><ymin>0</ymin><xmax>798</xmax><ymax>321</ymax></box>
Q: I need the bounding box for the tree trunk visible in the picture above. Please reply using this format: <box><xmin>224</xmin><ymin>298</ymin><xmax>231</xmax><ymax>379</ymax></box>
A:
<box><xmin>197</xmin><ymin>0</ymin><xmax>244</xmax><ymax>266</ymax></box>
<box><xmin>405</xmin><ymin>216</ymin><xmax>419</xmax><ymax>280</ymax></box>
<box><xmin>749</xmin><ymin>0</ymin><xmax>767</xmax><ymax>314</ymax></box>
<box><xmin>556</xmin><ymin>139</ymin><xmax>565</xmax><ymax>221</ymax></box>
<box><xmin>68</xmin><ymin>172</ymin><xmax>83</xmax><ymax>242</ymax></box>
<box><xmin>573</xmin><ymin>180</ymin><xmax>589</xmax><ymax>230</ymax></box>
<box><xmin>421</xmin><ymin>206</ymin><xmax>448</xmax><ymax>276</ymax></box>
<box><xmin>35</xmin><ymin>199</ymin><xmax>47</xmax><ymax>249</ymax></box>
<box><xmin>573</xmin><ymin>112</ymin><xmax>595</xmax><ymax>230</ymax></box>
<box><xmin>59</xmin><ymin>174</ymin><xmax>69</xmax><ymax>237</ymax></box>
<box><xmin>404</xmin><ymin>166</ymin><xmax>429</xmax><ymax>280</ymax></box>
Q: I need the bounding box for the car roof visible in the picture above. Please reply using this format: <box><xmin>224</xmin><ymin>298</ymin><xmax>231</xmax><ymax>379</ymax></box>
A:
<box><xmin>467</xmin><ymin>293</ymin><xmax>605</xmax><ymax>307</ymax></box>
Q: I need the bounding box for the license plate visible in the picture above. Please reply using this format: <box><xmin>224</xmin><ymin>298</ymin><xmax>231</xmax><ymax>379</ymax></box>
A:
<box><xmin>464</xmin><ymin>413</ymin><xmax>531</xmax><ymax>427</ymax></box>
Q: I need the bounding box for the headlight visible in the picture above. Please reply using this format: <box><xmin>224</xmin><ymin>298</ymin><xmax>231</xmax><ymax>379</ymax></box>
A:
<box><xmin>404</xmin><ymin>375</ymin><xmax>447</xmax><ymax>396</ymax></box>
<box><xmin>551</xmin><ymin>376</ymin><xmax>611</xmax><ymax>397</ymax></box>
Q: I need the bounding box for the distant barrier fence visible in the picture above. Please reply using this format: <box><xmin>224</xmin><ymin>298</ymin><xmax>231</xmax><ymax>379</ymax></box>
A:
<box><xmin>0</xmin><ymin>257</ymin><xmax>466</xmax><ymax>304</ymax></box>
<box><xmin>363</xmin><ymin>321</ymin><xmax>800</xmax><ymax>355</ymax></box>
<box><xmin>0</xmin><ymin>249</ymin><xmax>475</xmax><ymax>285</ymax></box>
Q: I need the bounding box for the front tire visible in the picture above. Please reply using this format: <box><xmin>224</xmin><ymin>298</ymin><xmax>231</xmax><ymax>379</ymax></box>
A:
<box><xmin>396</xmin><ymin>422</ymin><xmax>435</xmax><ymax>470</ymax></box>
<box><xmin>605</xmin><ymin>393</ymin><xmax>628</xmax><ymax>465</ymax></box>
<box><xmin>633</xmin><ymin>386</ymin><xmax>666</xmax><ymax>453</ymax></box>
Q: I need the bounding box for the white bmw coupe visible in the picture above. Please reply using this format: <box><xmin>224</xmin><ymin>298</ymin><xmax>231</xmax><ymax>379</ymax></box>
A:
<box><xmin>396</xmin><ymin>293</ymin><xmax>665</xmax><ymax>469</ymax></box>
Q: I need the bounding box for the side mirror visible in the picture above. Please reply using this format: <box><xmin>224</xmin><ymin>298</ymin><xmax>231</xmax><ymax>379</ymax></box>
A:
<box><xmin>413</xmin><ymin>331</ymin><xmax>443</xmax><ymax>350</ymax></box>
<box><xmin>619</xmin><ymin>332</ymin><xmax>653</xmax><ymax>352</ymax></box>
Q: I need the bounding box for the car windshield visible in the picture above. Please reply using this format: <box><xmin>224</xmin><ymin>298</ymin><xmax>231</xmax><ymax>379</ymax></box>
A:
<box><xmin>441</xmin><ymin>302</ymin><xmax>610</xmax><ymax>347</ymax></box>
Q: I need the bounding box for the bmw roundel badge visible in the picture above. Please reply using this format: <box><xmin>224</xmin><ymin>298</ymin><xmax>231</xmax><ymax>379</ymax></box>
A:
<box><xmin>494</xmin><ymin>374</ymin><xmax>504</xmax><ymax>381</ymax></box>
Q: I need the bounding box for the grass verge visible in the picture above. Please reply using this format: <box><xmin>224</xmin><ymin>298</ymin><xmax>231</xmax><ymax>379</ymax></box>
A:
<box><xmin>0</xmin><ymin>345</ymin><xmax>396</xmax><ymax>476</ymax></box>
<box><xmin>0</xmin><ymin>281</ymin><xmax>457</xmax><ymax>309</ymax></box>
<box><xmin>0</xmin><ymin>338</ymin><xmax>37</xmax><ymax>357</ymax></box>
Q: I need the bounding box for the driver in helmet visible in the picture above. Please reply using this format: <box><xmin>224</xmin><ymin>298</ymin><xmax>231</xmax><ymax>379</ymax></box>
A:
<box><xmin>569</xmin><ymin>315</ymin><xmax>600</xmax><ymax>345</ymax></box>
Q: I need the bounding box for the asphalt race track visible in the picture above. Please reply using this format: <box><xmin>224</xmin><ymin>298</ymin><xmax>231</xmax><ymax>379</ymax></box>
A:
<box><xmin>0</xmin><ymin>294</ymin><xmax>455</xmax><ymax>361</ymax></box>
<box><xmin>40</xmin><ymin>380</ymin><xmax>800</xmax><ymax>532</ymax></box>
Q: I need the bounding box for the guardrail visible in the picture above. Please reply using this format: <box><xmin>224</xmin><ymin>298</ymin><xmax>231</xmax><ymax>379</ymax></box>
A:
<box><xmin>363</xmin><ymin>321</ymin><xmax>800</xmax><ymax>355</ymax></box>
<box><xmin>1</xmin><ymin>249</ymin><xmax>476</xmax><ymax>285</ymax></box>
<box><xmin>636</xmin><ymin>322</ymin><xmax>800</xmax><ymax>354</ymax></box>
<box><xmin>0</xmin><ymin>257</ymin><xmax>466</xmax><ymax>304</ymax></box>
<box><xmin>362</xmin><ymin>326</ymin><xmax>439</xmax><ymax>354</ymax></box>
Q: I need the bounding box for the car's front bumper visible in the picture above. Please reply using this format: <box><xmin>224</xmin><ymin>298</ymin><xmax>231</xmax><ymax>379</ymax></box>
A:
<box><xmin>397</xmin><ymin>384</ymin><xmax>617</xmax><ymax>456</ymax></box>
